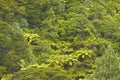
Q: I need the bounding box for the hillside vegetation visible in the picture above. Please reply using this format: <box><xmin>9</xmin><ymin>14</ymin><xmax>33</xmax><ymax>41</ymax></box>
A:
<box><xmin>0</xmin><ymin>0</ymin><xmax>120</xmax><ymax>80</ymax></box>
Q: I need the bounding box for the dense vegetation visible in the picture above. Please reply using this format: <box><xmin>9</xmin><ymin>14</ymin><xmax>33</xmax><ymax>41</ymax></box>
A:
<box><xmin>0</xmin><ymin>0</ymin><xmax>120</xmax><ymax>80</ymax></box>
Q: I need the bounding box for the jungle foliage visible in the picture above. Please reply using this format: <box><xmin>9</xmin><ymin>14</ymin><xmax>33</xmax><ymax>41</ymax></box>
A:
<box><xmin>0</xmin><ymin>0</ymin><xmax>120</xmax><ymax>80</ymax></box>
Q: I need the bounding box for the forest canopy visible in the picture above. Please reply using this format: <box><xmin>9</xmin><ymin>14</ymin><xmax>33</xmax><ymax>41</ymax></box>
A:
<box><xmin>0</xmin><ymin>0</ymin><xmax>120</xmax><ymax>80</ymax></box>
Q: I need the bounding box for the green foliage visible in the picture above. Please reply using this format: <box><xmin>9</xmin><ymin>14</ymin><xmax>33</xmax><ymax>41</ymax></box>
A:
<box><xmin>11</xmin><ymin>22</ymin><xmax>23</xmax><ymax>33</ymax></box>
<box><xmin>92</xmin><ymin>45</ymin><xmax>120</xmax><ymax>80</ymax></box>
<box><xmin>1</xmin><ymin>74</ymin><xmax>13</xmax><ymax>80</ymax></box>
<box><xmin>2</xmin><ymin>51</ymin><xmax>20</xmax><ymax>73</ymax></box>
<box><xmin>20</xmin><ymin>18</ymin><xmax>29</xmax><ymax>28</ymax></box>
<box><xmin>0</xmin><ymin>20</ymin><xmax>11</xmax><ymax>33</ymax></box>
<box><xmin>6</xmin><ymin>65</ymin><xmax>72</xmax><ymax>80</ymax></box>
<box><xmin>0</xmin><ymin>0</ymin><xmax>120</xmax><ymax>80</ymax></box>
<box><xmin>0</xmin><ymin>21</ymin><xmax>36</xmax><ymax>74</ymax></box>
<box><xmin>0</xmin><ymin>66</ymin><xmax>7</xmax><ymax>78</ymax></box>
<box><xmin>48</xmin><ymin>49</ymin><xmax>96</xmax><ymax>79</ymax></box>
<box><xmin>0</xmin><ymin>33</ymin><xmax>12</xmax><ymax>48</ymax></box>
<box><xmin>23</xmin><ymin>33</ymin><xmax>40</xmax><ymax>46</ymax></box>
<box><xmin>0</xmin><ymin>0</ymin><xmax>26</xmax><ymax>23</ymax></box>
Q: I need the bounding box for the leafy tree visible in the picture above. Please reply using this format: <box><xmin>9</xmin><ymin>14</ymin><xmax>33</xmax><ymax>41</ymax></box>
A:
<box><xmin>6</xmin><ymin>65</ymin><xmax>72</xmax><ymax>80</ymax></box>
<box><xmin>92</xmin><ymin>44</ymin><xmax>120</xmax><ymax>80</ymax></box>
<box><xmin>0</xmin><ymin>0</ymin><xmax>26</xmax><ymax>24</ymax></box>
